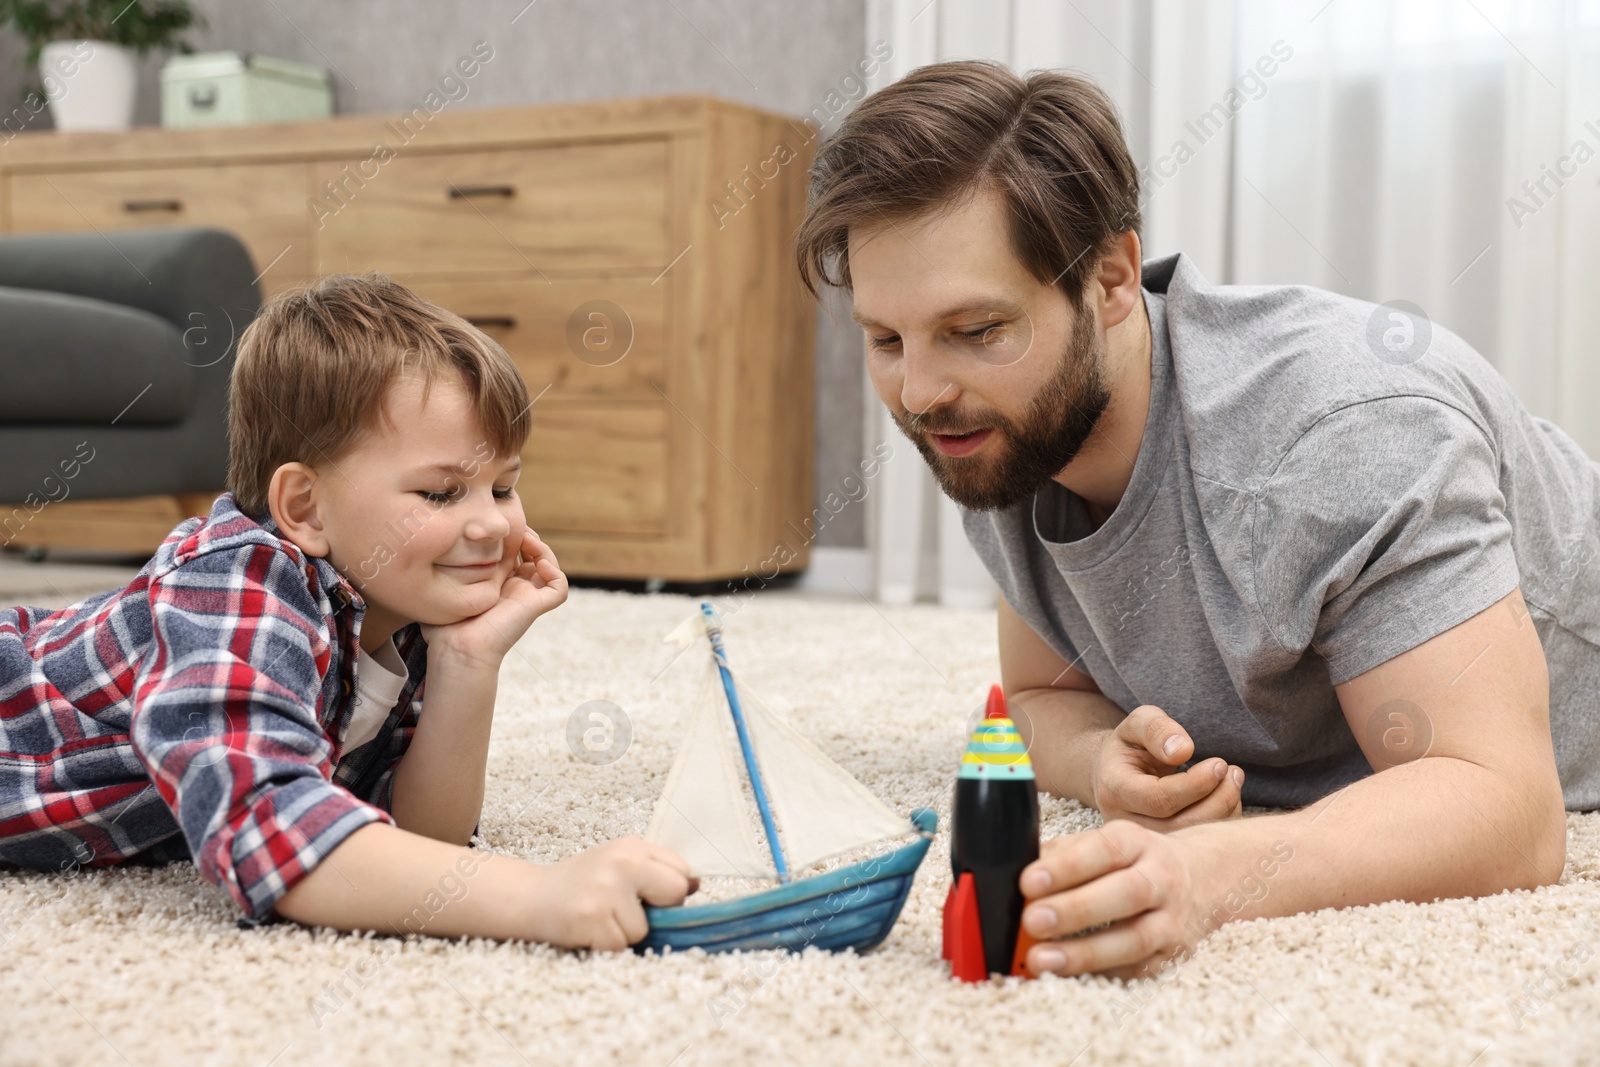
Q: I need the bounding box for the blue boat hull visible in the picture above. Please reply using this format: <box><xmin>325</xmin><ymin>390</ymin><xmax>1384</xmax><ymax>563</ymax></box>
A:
<box><xmin>637</xmin><ymin>809</ymin><xmax>938</xmax><ymax>955</ymax></box>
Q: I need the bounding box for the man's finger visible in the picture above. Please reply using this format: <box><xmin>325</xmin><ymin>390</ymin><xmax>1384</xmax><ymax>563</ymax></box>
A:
<box><xmin>1165</xmin><ymin>764</ymin><xmax>1245</xmax><ymax>827</ymax></box>
<box><xmin>1020</xmin><ymin>862</ymin><xmax>1157</xmax><ymax>943</ymax></box>
<box><xmin>1028</xmin><ymin>912</ymin><xmax>1169</xmax><ymax>977</ymax></box>
<box><xmin>1112</xmin><ymin>757</ymin><xmax>1229</xmax><ymax>819</ymax></box>
<box><xmin>1117</xmin><ymin>705</ymin><xmax>1192</xmax><ymax>765</ymax></box>
<box><xmin>1021</xmin><ymin>823</ymin><xmax>1146</xmax><ymax>899</ymax></box>
<box><xmin>1030</xmin><ymin>915</ymin><xmax>1184</xmax><ymax>979</ymax></box>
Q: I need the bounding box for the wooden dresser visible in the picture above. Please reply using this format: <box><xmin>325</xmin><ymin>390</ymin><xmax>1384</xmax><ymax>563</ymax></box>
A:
<box><xmin>0</xmin><ymin>96</ymin><xmax>816</xmax><ymax>582</ymax></box>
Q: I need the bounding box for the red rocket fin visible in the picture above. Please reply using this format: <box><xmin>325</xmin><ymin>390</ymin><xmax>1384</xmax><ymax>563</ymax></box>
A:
<box><xmin>985</xmin><ymin>684</ymin><xmax>1007</xmax><ymax>720</ymax></box>
<box><xmin>1010</xmin><ymin>924</ymin><xmax>1039</xmax><ymax>979</ymax></box>
<box><xmin>947</xmin><ymin>872</ymin><xmax>987</xmax><ymax>983</ymax></box>
<box><xmin>941</xmin><ymin>880</ymin><xmax>957</xmax><ymax>960</ymax></box>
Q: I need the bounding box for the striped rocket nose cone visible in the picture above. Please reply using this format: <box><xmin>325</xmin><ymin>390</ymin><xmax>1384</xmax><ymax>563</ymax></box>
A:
<box><xmin>958</xmin><ymin>716</ymin><xmax>1035</xmax><ymax>780</ymax></box>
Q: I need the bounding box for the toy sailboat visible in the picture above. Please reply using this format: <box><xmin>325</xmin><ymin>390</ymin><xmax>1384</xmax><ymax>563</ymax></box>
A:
<box><xmin>637</xmin><ymin>602</ymin><xmax>935</xmax><ymax>955</ymax></box>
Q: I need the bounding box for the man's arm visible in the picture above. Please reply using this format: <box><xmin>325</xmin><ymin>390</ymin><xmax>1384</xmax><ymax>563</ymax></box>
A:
<box><xmin>1015</xmin><ymin>586</ymin><xmax>1568</xmax><ymax>978</ymax></box>
<box><xmin>1000</xmin><ymin>598</ymin><xmax>1243</xmax><ymax>826</ymax></box>
<box><xmin>999</xmin><ymin>596</ymin><xmax>1122</xmax><ymax>805</ymax></box>
<box><xmin>1182</xmin><ymin>584</ymin><xmax>1566</xmax><ymax>912</ymax></box>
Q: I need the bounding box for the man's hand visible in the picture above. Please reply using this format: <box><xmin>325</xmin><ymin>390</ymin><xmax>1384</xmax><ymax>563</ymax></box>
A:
<box><xmin>520</xmin><ymin>837</ymin><xmax>697</xmax><ymax>951</ymax></box>
<box><xmin>421</xmin><ymin>528</ymin><xmax>569</xmax><ymax>668</ymax></box>
<box><xmin>1018</xmin><ymin>821</ymin><xmax>1212</xmax><ymax>980</ymax></box>
<box><xmin>1091</xmin><ymin>705</ymin><xmax>1245</xmax><ymax>831</ymax></box>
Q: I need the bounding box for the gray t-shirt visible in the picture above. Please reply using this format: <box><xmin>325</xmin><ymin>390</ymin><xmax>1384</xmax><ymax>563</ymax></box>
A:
<box><xmin>962</xmin><ymin>251</ymin><xmax>1600</xmax><ymax>810</ymax></box>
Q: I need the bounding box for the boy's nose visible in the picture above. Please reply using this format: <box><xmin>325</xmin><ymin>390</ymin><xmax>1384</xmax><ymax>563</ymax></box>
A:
<box><xmin>463</xmin><ymin>495</ymin><xmax>512</xmax><ymax>541</ymax></box>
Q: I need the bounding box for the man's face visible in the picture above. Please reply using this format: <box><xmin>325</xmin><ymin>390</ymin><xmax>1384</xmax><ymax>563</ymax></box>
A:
<box><xmin>310</xmin><ymin>373</ymin><xmax>526</xmax><ymax>636</ymax></box>
<box><xmin>848</xmin><ymin>186</ymin><xmax>1113</xmax><ymax>511</ymax></box>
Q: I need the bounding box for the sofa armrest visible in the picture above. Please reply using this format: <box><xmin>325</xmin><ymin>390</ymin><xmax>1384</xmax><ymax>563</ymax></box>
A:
<box><xmin>0</xmin><ymin>227</ymin><xmax>261</xmax><ymax>350</ymax></box>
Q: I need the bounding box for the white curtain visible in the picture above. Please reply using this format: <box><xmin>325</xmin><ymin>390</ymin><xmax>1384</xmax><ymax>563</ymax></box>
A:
<box><xmin>862</xmin><ymin>0</ymin><xmax>1600</xmax><ymax>602</ymax></box>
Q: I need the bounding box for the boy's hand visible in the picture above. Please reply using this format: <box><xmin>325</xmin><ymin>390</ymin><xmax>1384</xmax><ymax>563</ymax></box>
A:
<box><xmin>1090</xmin><ymin>705</ymin><xmax>1244</xmax><ymax>831</ymax></box>
<box><xmin>522</xmin><ymin>837</ymin><xmax>696</xmax><ymax>951</ymax></box>
<box><xmin>422</xmin><ymin>528</ymin><xmax>568</xmax><ymax>668</ymax></box>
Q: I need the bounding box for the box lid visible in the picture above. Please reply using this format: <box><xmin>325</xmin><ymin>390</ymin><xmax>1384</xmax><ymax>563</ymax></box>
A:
<box><xmin>161</xmin><ymin>50</ymin><xmax>329</xmax><ymax>89</ymax></box>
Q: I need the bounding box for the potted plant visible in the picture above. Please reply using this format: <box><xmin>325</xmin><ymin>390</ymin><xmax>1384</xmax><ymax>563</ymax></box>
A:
<box><xmin>0</xmin><ymin>0</ymin><xmax>201</xmax><ymax>131</ymax></box>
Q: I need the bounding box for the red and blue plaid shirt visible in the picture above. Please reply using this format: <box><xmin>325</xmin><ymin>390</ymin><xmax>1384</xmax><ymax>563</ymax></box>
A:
<box><xmin>0</xmin><ymin>493</ymin><xmax>430</xmax><ymax>921</ymax></box>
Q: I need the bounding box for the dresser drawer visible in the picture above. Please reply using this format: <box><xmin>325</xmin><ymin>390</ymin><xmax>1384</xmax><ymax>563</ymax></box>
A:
<box><xmin>522</xmin><ymin>405</ymin><xmax>668</xmax><ymax>536</ymax></box>
<box><xmin>8</xmin><ymin>162</ymin><xmax>310</xmax><ymax>289</ymax></box>
<box><xmin>311</xmin><ymin>141</ymin><xmax>670</xmax><ymax>274</ymax></box>
<box><xmin>408</xmin><ymin>276</ymin><xmax>666</xmax><ymax>402</ymax></box>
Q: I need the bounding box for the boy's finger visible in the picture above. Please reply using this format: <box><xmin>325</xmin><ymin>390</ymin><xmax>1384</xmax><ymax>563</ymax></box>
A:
<box><xmin>650</xmin><ymin>844</ymin><xmax>692</xmax><ymax>876</ymax></box>
<box><xmin>1111</xmin><ymin>758</ymin><xmax>1228</xmax><ymax>819</ymax></box>
<box><xmin>636</xmin><ymin>860</ymin><xmax>694</xmax><ymax>907</ymax></box>
<box><xmin>616</xmin><ymin>901</ymin><xmax>650</xmax><ymax>945</ymax></box>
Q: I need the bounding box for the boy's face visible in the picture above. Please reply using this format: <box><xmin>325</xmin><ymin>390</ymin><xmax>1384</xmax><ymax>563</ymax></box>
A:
<box><xmin>310</xmin><ymin>373</ymin><xmax>526</xmax><ymax>641</ymax></box>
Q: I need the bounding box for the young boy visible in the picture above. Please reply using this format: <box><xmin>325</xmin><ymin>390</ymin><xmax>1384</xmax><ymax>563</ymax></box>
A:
<box><xmin>0</xmin><ymin>274</ymin><xmax>692</xmax><ymax>951</ymax></box>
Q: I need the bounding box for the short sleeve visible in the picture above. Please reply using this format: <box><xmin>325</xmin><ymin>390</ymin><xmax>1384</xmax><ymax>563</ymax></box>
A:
<box><xmin>1252</xmin><ymin>397</ymin><xmax>1521</xmax><ymax>685</ymax></box>
<box><xmin>131</xmin><ymin>542</ymin><xmax>395</xmax><ymax>920</ymax></box>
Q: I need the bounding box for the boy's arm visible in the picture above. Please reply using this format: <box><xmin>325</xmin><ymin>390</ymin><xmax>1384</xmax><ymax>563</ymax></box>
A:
<box><xmin>132</xmin><ymin>543</ymin><xmax>396</xmax><ymax>921</ymax></box>
<box><xmin>386</xmin><ymin>647</ymin><xmax>495</xmax><ymax>844</ymax></box>
<box><xmin>387</xmin><ymin>527</ymin><xmax>569</xmax><ymax>844</ymax></box>
<box><xmin>273</xmin><ymin>821</ymin><xmax>695</xmax><ymax>949</ymax></box>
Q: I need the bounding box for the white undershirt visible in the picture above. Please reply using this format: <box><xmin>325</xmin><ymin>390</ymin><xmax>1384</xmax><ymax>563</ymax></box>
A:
<box><xmin>344</xmin><ymin>636</ymin><xmax>408</xmax><ymax>754</ymax></box>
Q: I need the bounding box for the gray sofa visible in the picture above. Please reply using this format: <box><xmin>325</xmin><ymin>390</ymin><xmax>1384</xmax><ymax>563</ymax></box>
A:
<box><xmin>0</xmin><ymin>227</ymin><xmax>259</xmax><ymax>509</ymax></box>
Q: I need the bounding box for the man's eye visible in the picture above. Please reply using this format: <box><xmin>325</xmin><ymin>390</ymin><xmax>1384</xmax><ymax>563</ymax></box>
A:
<box><xmin>866</xmin><ymin>334</ymin><xmax>901</xmax><ymax>351</ymax></box>
<box><xmin>958</xmin><ymin>324</ymin><xmax>1001</xmax><ymax>342</ymax></box>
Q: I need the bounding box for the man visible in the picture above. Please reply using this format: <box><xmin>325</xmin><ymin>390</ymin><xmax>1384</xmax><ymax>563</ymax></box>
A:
<box><xmin>795</xmin><ymin>59</ymin><xmax>1593</xmax><ymax>980</ymax></box>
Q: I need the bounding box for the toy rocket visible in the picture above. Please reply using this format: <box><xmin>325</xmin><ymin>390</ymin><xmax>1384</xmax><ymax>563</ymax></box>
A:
<box><xmin>943</xmin><ymin>684</ymin><xmax>1041</xmax><ymax>981</ymax></box>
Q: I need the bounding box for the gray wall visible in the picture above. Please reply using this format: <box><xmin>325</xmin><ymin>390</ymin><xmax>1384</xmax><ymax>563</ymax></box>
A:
<box><xmin>0</xmin><ymin>0</ymin><xmax>870</xmax><ymax>548</ymax></box>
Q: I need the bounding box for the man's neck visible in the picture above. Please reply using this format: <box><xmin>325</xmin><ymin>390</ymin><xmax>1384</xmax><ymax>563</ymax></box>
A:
<box><xmin>1056</xmin><ymin>290</ymin><xmax>1153</xmax><ymax>525</ymax></box>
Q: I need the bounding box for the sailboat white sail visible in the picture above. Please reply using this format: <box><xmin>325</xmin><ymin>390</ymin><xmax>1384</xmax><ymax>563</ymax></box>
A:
<box><xmin>646</xmin><ymin>607</ymin><xmax>917</xmax><ymax>880</ymax></box>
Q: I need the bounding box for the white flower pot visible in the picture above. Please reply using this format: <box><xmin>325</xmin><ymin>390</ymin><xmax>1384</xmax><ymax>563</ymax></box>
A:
<box><xmin>40</xmin><ymin>40</ymin><xmax>138</xmax><ymax>131</ymax></box>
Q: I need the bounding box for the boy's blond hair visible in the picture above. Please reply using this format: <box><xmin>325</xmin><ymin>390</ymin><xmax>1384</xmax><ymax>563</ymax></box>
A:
<box><xmin>227</xmin><ymin>273</ymin><xmax>530</xmax><ymax>517</ymax></box>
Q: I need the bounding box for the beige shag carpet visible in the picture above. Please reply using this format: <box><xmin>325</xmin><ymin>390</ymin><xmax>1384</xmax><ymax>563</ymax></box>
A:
<box><xmin>4</xmin><ymin>582</ymin><xmax>1600</xmax><ymax>1066</ymax></box>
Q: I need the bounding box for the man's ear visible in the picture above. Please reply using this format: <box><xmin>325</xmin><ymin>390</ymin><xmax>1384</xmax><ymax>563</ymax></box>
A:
<box><xmin>267</xmin><ymin>463</ymin><xmax>332</xmax><ymax>558</ymax></box>
<box><xmin>1094</xmin><ymin>229</ymin><xmax>1144</xmax><ymax>330</ymax></box>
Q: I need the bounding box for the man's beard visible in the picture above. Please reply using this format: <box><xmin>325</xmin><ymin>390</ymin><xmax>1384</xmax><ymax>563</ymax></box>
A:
<box><xmin>894</xmin><ymin>305</ymin><xmax>1112</xmax><ymax>512</ymax></box>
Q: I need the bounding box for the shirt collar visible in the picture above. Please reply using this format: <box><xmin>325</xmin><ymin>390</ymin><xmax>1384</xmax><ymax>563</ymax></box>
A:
<box><xmin>238</xmin><ymin>500</ymin><xmax>368</xmax><ymax>615</ymax></box>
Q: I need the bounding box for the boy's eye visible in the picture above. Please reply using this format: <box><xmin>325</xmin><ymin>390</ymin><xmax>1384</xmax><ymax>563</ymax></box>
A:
<box><xmin>492</xmin><ymin>487</ymin><xmax>516</xmax><ymax>501</ymax></box>
<box><xmin>418</xmin><ymin>488</ymin><xmax>463</xmax><ymax>504</ymax></box>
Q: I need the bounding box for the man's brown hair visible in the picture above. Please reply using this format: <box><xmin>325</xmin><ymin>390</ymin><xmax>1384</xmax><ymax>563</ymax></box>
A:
<box><xmin>795</xmin><ymin>59</ymin><xmax>1142</xmax><ymax>311</ymax></box>
<box><xmin>227</xmin><ymin>273</ymin><xmax>530</xmax><ymax>516</ymax></box>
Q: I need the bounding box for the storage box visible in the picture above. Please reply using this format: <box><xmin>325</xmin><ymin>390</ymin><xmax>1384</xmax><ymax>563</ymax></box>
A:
<box><xmin>160</xmin><ymin>51</ymin><xmax>332</xmax><ymax>128</ymax></box>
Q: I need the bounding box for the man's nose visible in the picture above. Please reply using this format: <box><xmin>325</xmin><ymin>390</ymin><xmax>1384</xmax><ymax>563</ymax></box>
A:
<box><xmin>899</xmin><ymin>342</ymin><xmax>959</xmax><ymax>418</ymax></box>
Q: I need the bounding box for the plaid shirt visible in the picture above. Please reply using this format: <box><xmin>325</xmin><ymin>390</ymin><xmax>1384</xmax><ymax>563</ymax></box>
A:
<box><xmin>0</xmin><ymin>493</ymin><xmax>431</xmax><ymax>922</ymax></box>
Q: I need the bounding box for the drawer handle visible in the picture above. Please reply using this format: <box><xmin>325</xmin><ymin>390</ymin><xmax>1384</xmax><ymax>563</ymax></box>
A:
<box><xmin>448</xmin><ymin>184</ymin><xmax>515</xmax><ymax>200</ymax></box>
<box><xmin>464</xmin><ymin>315</ymin><xmax>517</xmax><ymax>329</ymax></box>
<box><xmin>122</xmin><ymin>199</ymin><xmax>183</xmax><ymax>213</ymax></box>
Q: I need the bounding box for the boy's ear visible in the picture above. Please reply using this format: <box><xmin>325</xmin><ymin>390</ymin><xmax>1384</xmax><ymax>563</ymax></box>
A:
<box><xmin>267</xmin><ymin>463</ymin><xmax>332</xmax><ymax>558</ymax></box>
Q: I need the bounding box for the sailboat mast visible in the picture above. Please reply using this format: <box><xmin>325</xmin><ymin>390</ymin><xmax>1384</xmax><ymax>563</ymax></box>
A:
<box><xmin>699</xmin><ymin>602</ymin><xmax>791</xmax><ymax>883</ymax></box>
